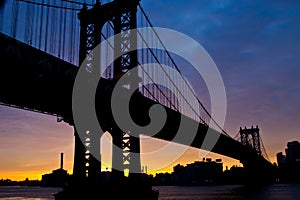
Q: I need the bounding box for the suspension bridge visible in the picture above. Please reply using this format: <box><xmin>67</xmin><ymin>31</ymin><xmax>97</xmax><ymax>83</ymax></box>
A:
<box><xmin>0</xmin><ymin>0</ymin><xmax>275</xmax><ymax>199</ymax></box>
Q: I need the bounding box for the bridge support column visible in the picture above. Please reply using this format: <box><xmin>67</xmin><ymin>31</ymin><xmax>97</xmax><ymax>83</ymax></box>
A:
<box><xmin>88</xmin><ymin>131</ymin><xmax>101</xmax><ymax>179</ymax></box>
<box><xmin>73</xmin><ymin>127</ymin><xmax>102</xmax><ymax>179</ymax></box>
<box><xmin>73</xmin><ymin>128</ymin><xmax>86</xmax><ymax>179</ymax></box>
<box><xmin>111</xmin><ymin>126</ymin><xmax>125</xmax><ymax>182</ymax></box>
<box><xmin>240</xmin><ymin>126</ymin><xmax>261</xmax><ymax>155</ymax></box>
<box><xmin>129</xmin><ymin>133</ymin><xmax>141</xmax><ymax>175</ymax></box>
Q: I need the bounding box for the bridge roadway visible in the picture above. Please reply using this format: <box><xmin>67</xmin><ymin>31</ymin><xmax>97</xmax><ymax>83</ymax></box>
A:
<box><xmin>0</xmin><ymin>33</ymin><xmax>275</xmax><ymax>184</ymax></box>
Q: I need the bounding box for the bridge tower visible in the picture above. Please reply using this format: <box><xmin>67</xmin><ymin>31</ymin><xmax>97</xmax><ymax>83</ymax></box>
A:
<box><xmin>74</xmin><ymin>0</ymin><xmax>141</xmax><ymax>181</ymax></box>
<box><xmin>239</xmin><ymin>125</ymin><xmax>261</xmax><ymax>155</ymax></box>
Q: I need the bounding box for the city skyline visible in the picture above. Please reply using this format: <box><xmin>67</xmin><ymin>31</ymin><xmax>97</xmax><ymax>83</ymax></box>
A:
<box><xmin>1</xmin><ymin>0</ymin><xmax>300</xmax><ymax>181</ymax></box>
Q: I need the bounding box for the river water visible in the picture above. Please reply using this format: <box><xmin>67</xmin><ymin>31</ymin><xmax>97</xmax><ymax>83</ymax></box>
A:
<box><xmin>0</xmin><ymin>184</ymin><xmax>299</xmax><ymax>199</ymax></box>
<box><xmin>153</xmin><ymin>184</ymin><xmax>300</xmax><ymax>200</ymax></box>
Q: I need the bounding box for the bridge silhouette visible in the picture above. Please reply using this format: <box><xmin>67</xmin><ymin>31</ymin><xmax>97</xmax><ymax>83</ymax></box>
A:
<box><xmin>0</xmin><ymin>0</ymin><xmax>275</xmax><ymax>199</ymax></box>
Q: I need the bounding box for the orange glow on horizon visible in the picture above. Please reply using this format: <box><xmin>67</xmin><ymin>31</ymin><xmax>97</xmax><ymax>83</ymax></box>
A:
<box><xmin>0</xmin><ymin>132</ymin><xmax>277</xmax><ymax>182</ymax></box>
<box><xmin>0</xmin><ymin>107</ymin><xmax>279</xmax><ymax>182</ymax></box>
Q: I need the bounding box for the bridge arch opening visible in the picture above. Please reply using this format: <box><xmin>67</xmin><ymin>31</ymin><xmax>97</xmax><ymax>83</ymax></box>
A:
<box><xmin>100</xmin><ymin>21</ymin><xmax>114</xmax><ymax>80</ymax></box>
<box><xmin>247</xmin><ymin>134</ymin><xmax>254</xmax><ymax>148</ymax></box>
<box><xmin>100</xmin><ymin>131</ymin><xmax>113</xmax><ymax>172</ymax></box>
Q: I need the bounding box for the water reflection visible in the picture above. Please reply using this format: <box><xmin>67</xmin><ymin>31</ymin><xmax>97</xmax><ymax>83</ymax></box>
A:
<box><xmin>153</xmin><ymin>184</ymin><xmax>300</xmax><ymax>200</ymax></box>
<box><xmin>0</xmin><ymin>186</ymin><xmax>62</xmax><ymax>200</ymax></box>
<box><xmin>0</xmin><ymin>184</ymin><xmax>300</xmax><ymax>200</ymax></box>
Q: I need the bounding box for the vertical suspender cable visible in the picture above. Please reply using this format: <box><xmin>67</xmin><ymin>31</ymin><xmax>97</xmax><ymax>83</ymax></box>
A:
<box><xmin>145</xmin><ymin>30</ymin><xmax>149</xmax><ymax>97</ymax></box>
<box><xmin>168</xmin><ymin>57</ymin><xmax>171</xmax><ymax>108</ymax></box>
<box><xmin>152</xmin><ymin>37</ymin><xmax>155</xmax><ymax>101</ymax></box>
<box><xmin>58</xmin><ymin>0</ymin><xmax>63</xmax><ymax>58</ymax></box>
<box><xmin>70</xmin><ymin>6</ymin><xmax>76</xmax><ymax>63</ymax></box>
<box><xmin>151</xmin><ymin>29</ymin><xmax>154</xmax><ymax>100</ymax></box>
<box><xmin>141</xmin><ymin>17</ymin><xmax>145</xmax><ymax>95</ymax></box>
<box><xmin>106</xmin><ymin>23</ymin><xmax>109</xmax><ymax>78</ymax></box>
<box><xmin>106</xmin><ymin>24</ymin><xmax>111</xmax><ymax>79</ymax></box>
<box><xmin>171</xmin><ymin>60</ymin><xmax>175</xmax><ymax>110</ymax></box>
<box><xmin>49</xmin><ymin>0</ymin><xmax>56</xmax><ymax>55</ymax></box>
<box><xmin>25</xmin><ymin>1</ymin><xmax>30</xmax><ymax>43</ymax></box>
<box><xmin>144</xmin><ymin>16</ymin><xmax>148</xmax><ymax>97</ymax></box>
<box><xmin>69</xmin><ymin>6</ymin><xmax>75</xmax><ymax>62</ymax></box>
<box><xmin>44</xmin><ymin>2</ymin><xmax>50</xmax><ymax>52</ymax></box>
<box><xmin>38</xmin><ymin>0</ymin><xmax>45</xmax><ymax>50</ymax></box>
<box><xmin>34</xmin><ymin>0</ymin><xmax>40</xmax><ymax>47</ymax></box>
<box><xmin>0</xmin><ymin>1</ymin><xmax>4</xmax><ymax>33</ymax></box>
<box><xmin>11</xmin><ymin>0</ymin><xmax>19</xmax><ymax>38</ymax></box>
<box><xmin>140</xmin><ymin>5</ymin><xmax>229</xmax><ymax>131</ymax></box>
<box><xmin>72</xmin><ymin>7</ymin><xmax>79</xmax><ymax>64</ymax></box>
<box><xmin>28</xmin><ymin>2</ymin><xmax>34</xmax><ymax>45</ymax></box>
<box><xmin>62</xmin><ymin>5</ymin><xmax>67</xmax><ymax>59</ymax></box>
<box><xmin>74</xmin><ymin>13</ymin><xmax>79</xmax><ymax>65</ymax></box>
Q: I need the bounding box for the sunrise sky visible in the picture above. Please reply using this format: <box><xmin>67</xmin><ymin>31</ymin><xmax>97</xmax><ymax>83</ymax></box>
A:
<box><xmin>1</xmin><ymin>0</ymin><xmax>300</xmax><ymax>181</ymax></box>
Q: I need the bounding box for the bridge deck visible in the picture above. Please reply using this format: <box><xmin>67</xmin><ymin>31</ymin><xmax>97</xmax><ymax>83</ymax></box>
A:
<box><xmin>0</xmin><ymin>33</ymin><xmax>76</xmax><ymax>121</ymax></box>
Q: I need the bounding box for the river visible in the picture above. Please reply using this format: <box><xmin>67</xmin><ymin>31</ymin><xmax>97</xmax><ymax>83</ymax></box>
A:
<box><xmin>0</xmin><ymin>184</ymin><xmax>300</xmax><ymax>199</ymax></box>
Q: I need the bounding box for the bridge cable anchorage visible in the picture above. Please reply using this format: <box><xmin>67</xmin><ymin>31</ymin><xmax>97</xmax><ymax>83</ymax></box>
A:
<box><xmin>139</xmin><ymin>5</ymin><xmax>232</xmax><ymax>137</ymax></box>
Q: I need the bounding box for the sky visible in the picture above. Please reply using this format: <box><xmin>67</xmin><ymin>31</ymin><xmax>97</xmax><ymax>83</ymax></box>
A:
<box><xmin>1</xmin><ymin>0</ymin><xmax>300</xmax><ymax>181</ymax></box>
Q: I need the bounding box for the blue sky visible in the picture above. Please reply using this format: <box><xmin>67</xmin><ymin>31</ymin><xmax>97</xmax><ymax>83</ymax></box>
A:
<box><xmin>139</xmin><ymin>0</ymin><xmax>300</xmax><ymax>146</ymax></box>
<box><xmin>0</xmin><ymin>0</ymin><xmax>300</xmax><ymax>179</ymax></box>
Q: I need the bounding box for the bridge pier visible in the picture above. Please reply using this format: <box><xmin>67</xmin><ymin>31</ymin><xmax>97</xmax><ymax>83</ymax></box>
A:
<box><xmin>242</xmin><ymin>159</ymin><xmax>276</xmax><ymax>186</ymax></box>
<box><xmin>73</xmin><ymin>129</ymin><xmax>86</xmax><ymax>179</ymax></box>
<box><xmin>111</xmin><ymin>126</ymin><xmax>125</xmax><ymax>182</ymax></box>
<box><xmin>87</xmin><ymin>130</ymin><xmax>101</xmax><ymax>179</ymax></box>
<box><xmin>55</xmin><ymin>0</ymin><xmax>159</xmax><ymax>199</ymax></box>
<box><xmin>129</xmin><ymin>133</ymin><xmax>142</xmax><ymax>175</ymax></box>
<box><xmin>57</xmin><ymin>126</ymin><xmax>157</xmax><ymax>200</ymax></box>
<box><xmin>239</xmin><ymin>126</ymin><xmax>276</xmax><ymax>185</ymax></box>
<box><xmin>73</xmin><ymin>128</ymin><xmax>102</xmax><ymax>179</ymax></box>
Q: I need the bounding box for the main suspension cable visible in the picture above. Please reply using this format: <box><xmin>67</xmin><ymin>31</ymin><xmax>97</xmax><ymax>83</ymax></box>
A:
<box><xmin>139</xmin><ymin>4</ymin><xmax>231</xmax><ymax>137</ymax></box>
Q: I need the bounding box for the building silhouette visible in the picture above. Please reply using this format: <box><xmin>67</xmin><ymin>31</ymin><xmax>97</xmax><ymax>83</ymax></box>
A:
<box><xmin>277</xmin><ymin>141</ymin><xmax>300</xmax><ymax>183</ymax></box>
<box><xmin>172</xmin><ymin>158</ymin><xmax>223</xmax><ymax>185</ymax></box>
<box><xmin>41</xmin><ymin>153</ymin><xmax>71</xmax><ymax>187</ymax></box>
<box><xmin>222</xmin><ymin>165</ymin><xmax>246</xmax><ymax>185</ymax></box>
<box><xmin>152</xmin><ymin>158</ymin><xmax>253</xmax><ymax>186</ymax></box>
